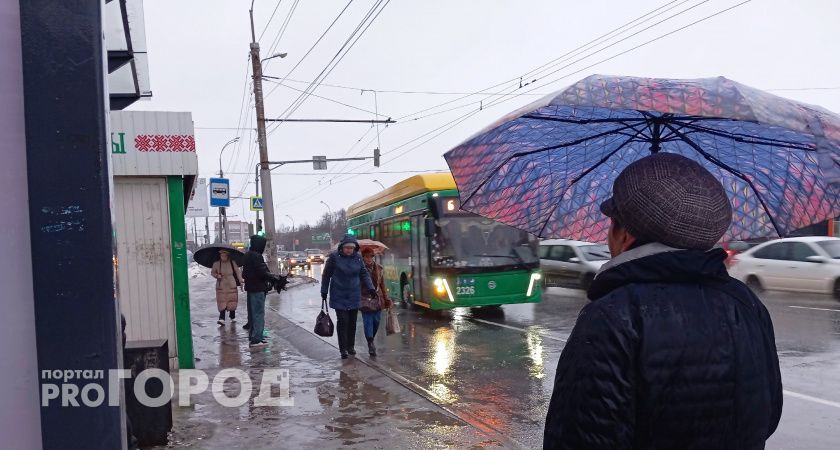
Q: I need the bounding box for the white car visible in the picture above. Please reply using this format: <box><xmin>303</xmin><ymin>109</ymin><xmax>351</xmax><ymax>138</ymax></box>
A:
<box><xmin>540</xmin><ymin>239</ymin><xmax>611</xmax><ymax>290</ymax></box>
<box><xmin>729</xmin><ymin>236</ymin><xmax>840</xmax><ymax>298</ymax></box>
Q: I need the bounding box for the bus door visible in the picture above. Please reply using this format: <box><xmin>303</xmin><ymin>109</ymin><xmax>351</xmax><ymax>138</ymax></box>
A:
<box><xmin>410</xmin><ymin>215</ymin><xmax>427</xmax><ymax>301</ymax></box>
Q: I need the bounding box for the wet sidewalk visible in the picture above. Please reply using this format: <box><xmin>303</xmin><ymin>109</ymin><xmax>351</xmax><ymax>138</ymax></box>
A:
<box><xmin>157</xmin><ymin>266</ymin><xmax>502</xmax><ymax>449</ymax></box>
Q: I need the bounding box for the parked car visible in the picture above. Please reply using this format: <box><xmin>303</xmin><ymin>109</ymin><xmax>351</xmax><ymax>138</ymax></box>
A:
<box><xmin>305</xmin><ymin>248</ymin><xmax>325</xmax><ymax>264</ymax></box>
<box><xmin>539</xmin><ymin>239</ymin><xmax>611</xmax><ymax>290</ymax></box>
<box><xmin>729</xmin><ymin>236</ymin><xmax>840</xmax><ymax>299</ymax></box>
<box><xmin>284</xmin><ymin>251</ymin><xmax>310</xmax><ymax>270</ymax></box>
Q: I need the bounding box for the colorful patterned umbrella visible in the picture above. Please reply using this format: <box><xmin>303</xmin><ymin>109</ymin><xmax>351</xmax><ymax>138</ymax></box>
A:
<box><xmin>443</xmin><ymin>75</ymin><xmax>840</xmax><ymax>243</ymax></box>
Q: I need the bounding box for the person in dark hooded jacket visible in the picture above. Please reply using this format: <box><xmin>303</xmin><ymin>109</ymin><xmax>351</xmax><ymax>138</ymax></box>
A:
<box><xmin>241</xmin><ymin>235</ymin><xmax>275</xmax><ymax>349</ymax></box>
<box><xmin>544</xmin><ymin>153</ymin><xmax>782</xmax><ymax>449</ymax></box>
<box><xmin>321</xmin><ymin>234</ymin><xmax>376</xmax><ymax>359</ymax></box>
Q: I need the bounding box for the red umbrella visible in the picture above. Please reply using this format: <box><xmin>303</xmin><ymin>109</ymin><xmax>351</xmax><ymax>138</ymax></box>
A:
<box><xmin>357</xmin><ymin>239</ymin><xmax>388</xmax><ymax>254</ymax></box>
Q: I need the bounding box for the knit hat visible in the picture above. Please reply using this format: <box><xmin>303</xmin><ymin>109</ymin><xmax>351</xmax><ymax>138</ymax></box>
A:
<box><xmin>600</xmin><ymin>152</ymin><xmax>732</xmax><ymax>250</ymax></box>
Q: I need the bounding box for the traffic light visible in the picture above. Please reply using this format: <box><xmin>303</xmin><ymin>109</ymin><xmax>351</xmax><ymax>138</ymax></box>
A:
<box><xmin>256</xmin><ymin>218</ymin><xmax>263</xmax><ymax>233</ymax></box>
<box><xmin>373</xmin><ymin>148</ymin><xmax>380</xmax><ymax>167</ymax></box>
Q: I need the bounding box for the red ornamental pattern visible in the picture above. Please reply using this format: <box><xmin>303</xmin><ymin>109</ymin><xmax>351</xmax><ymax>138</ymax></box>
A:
<box><xmin>134</xmin><ymin>134</ymin><xmax>196</xmax><ymax>152</ymax></box>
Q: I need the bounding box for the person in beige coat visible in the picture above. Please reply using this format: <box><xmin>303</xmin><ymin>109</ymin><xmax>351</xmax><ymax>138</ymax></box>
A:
<box><xmin>211</xmin><ymin>250</ymin><xmax>243</xmax><ymax>326</ymax></box>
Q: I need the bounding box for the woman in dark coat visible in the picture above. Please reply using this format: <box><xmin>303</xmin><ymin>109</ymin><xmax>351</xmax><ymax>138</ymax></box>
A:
<box><xmin>544</xmin><ymin>153</ymin><xmax>782</xmax><ymax>449</ymax></box>
<box><xmin>321</xmin><ymin>235</ymin><xmax>376</xmax><ymax>359</ymax></box>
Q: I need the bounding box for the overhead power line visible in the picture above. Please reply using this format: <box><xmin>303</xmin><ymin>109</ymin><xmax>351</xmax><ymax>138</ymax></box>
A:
<box><xmin>266</xmin><ymin>0</ymin><xmax>392</xmax><ymax>137</ymax></box>
<box><xmin>262</xmin><ymin>0</ymin><xmax>355</xmax><ymax>103</ymax></box>
<box><xmin>262</xmin><ymin>76</ymin><xmax>389</xmax><ymax>116</ymax></box>
<box><xmin>293</xmin><ymin>0</ymin><xmax>755</xmax><ymax>206</ymax></box>
<box><xmin>264</xmin><ymin>0</ymin><xmax>301</xmax><ymax>69</ymax></box>
<box><xmin>278</xmin><ymin>78</ymin><xmax>551</xmax><ymax>97</ymax></box>
<box><xmin>258</xmin><ymin>0</ymin><xmax>284</xmax><ymax>42</ymax></box>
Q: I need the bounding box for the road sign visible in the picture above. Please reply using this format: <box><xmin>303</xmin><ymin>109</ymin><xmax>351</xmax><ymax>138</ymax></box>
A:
<box><xmin>186</xmin><ymin>177</ymin><xmax>209</xmax><ymax>217</ymax></box>
<box><xmin>313</xmin><ymin>155</ymin><xmax>327</xmax><ymax>170</ymax></box>
<box><xmin>208</xmin><ymin>178</ymin><xmax>230</xmax><ymax>207</ymax></box>
<box><xmin>312</xmin><ymin>232</ymin><xmax>331</xmax><ymax>243</ymax></box>
<box><xmin>249</xmin><ymin>196</ymin><xmax>264</xmax><ymax>211</ymax></box>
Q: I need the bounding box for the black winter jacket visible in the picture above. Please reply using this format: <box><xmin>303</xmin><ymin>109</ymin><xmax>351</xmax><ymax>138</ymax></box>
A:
<box><xmin>242</xmin><ymin>235</ymin><xmax>273</xmax><ymax>293</ymax></box>
<box><xmin>544</xmin><ymin>248</ymin><xmax>782</xmax><ymax>450</ymax></box>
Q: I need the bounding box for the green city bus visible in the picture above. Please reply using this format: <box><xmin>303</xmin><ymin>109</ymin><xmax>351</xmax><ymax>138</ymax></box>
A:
<box><xmin>346</xmin><ymin>173</ymin><xmax>542</xmax><ymax>310</ymax></box>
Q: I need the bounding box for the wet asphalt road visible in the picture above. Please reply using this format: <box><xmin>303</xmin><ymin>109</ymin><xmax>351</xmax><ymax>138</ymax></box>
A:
<box><xmin>276</xmin><ymin>265</ymin><xmax>840</xmax><ymax>449</ymax></box>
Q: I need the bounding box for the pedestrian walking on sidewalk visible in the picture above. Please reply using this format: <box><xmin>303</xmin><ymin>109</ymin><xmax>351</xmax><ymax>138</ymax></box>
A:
<box><xmin>321</xmin><ymin>235</ymin><xmax>377</xmax><ymax>359</ymax></box>
<box><xmin>242</xmin><ymin>235</ymin><xmax>275</xmax><ymax>350</ymax></box>
<box><xmin>360</xmin><ymin>247</ymin><xmax>392</xmax><ymax>356</ymax></box>
<box><xmin>544</xmin><ymin>153</ymin><xmax>782</xmax><ymax>449</ymax></box>
<box><xmin>211</xmin><ymin>250</ymin><xmax>242</xmax><ymax>326</ymax></box>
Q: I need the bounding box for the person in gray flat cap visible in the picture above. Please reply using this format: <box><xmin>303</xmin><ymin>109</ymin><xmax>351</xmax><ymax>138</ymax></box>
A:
<box><xmin>544</xmin><ymin>153</ymin><xmax>782</xmax><ymax>450</ymax></box>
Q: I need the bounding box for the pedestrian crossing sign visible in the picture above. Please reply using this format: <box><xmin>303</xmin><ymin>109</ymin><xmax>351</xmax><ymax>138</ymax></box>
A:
<box><xmin>250</xmin><ymin>196</ymin><xmax>264</xmax><ymax>211</ymax></box>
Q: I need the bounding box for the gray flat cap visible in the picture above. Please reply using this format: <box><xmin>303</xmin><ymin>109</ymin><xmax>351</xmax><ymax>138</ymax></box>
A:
<box><xmin>600</xmin><ymin>152</ymin><xmax>732</xmax><ymax>250</ymax></box>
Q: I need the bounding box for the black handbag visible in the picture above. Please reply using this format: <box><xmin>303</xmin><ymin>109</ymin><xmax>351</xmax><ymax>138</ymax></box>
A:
<box><xmin>314</xmin><ymin>298</ymin><xmax>334</xmax><ymax>337</ymax></box>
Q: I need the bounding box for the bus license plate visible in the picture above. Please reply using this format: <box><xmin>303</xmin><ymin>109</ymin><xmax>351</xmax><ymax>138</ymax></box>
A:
<box><xmin>456</xmin><ymin>286</ymin><xmax>475</xmax><ymax>296</ymax></box>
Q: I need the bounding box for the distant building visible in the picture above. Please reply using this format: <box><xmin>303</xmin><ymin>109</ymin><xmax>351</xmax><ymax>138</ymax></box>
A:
<box><xmin>214</xmin><ymin>220</ymin><xmax>251</xmax><ymax>244</ymax></box>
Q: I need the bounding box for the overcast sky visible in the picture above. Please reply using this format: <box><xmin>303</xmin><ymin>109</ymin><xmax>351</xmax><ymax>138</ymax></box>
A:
<box><xmin>130</xmin><ymin>0</ymin><xmax>840</xmax><ymax>229</ymax></box>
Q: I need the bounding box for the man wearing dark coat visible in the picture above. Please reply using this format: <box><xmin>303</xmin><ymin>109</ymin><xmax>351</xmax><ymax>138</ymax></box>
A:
<box><xmin>544</xmin><ymin>153</ymin><xmax>782</xmax><ymax>449</ymax></box>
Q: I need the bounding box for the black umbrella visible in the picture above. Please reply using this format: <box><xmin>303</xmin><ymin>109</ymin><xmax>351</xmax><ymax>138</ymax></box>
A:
<box><xmin>193</xmin><ymin>244</ymin><xmax>245</xmax><ymax>268</ymax></box>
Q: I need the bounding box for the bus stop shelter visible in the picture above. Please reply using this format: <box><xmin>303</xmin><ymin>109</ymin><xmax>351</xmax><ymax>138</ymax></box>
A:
<box><xmin>110</xmin><ymin>110</ymin><xmax>197</xmax><ymax>369</ymax></box>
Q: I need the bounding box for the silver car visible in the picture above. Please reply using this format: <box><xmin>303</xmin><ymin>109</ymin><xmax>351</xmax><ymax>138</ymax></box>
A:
<box><xmin>729</xmin><ymin>236</ymin><xmax>840</xmax><ymax>298</ymax></box>
<box><xmin>540</xmin><ymin>240</ymin><xmax>611</xmax><ymax>290</ymax></box>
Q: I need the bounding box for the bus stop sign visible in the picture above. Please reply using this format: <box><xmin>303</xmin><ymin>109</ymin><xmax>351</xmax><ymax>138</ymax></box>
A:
<box><xmin>209</xmin><ymin>178</ymin><xmax>230</xmax><ymax>207</ymax></box>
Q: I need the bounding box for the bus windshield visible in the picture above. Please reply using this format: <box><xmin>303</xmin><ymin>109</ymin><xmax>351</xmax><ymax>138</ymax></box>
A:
<box><xmin>431</xmin><ymin>216</ymin><xmax>539</xmax><ymax>269</ymax></box>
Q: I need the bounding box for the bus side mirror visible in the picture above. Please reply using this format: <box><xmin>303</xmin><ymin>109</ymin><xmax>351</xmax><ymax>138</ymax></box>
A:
<box><xmin>424</xmin><ymin>218</ymin><xmax>436</xmax><ymax>237</ymax></box>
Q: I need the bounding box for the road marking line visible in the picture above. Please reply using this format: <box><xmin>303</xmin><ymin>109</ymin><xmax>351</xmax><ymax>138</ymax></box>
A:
<box><xmin>787</xmin><ymin>305</ymin><xmax>840</xmax><ymax>313</ymax></box>
<box><xmin>470</xmin><ymin>318</ymin><xmax>568</xmax><ymax>342</ymax></box>
<box><xmin>783</xmin><ymin>390</ymin><xmax>840</xmax><ymax>409</ymax></box>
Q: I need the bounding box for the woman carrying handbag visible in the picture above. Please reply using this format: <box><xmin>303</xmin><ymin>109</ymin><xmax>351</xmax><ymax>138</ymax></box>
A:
<box><xmin>360</xmin><ymin>247</ymin><xmax>393</xmax><ymax>356</ymax></box>
<box><xmin>321</xmin><ymin>235</ymin><xmax>377</xmax><ymax>359</ymax></box>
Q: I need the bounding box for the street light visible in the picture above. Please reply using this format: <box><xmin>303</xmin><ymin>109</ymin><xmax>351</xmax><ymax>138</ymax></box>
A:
<box><xmin>320</xmin><ymin>201</ymin><xmax>333</xmax><ymax>246</ymax></box>
<box><xmin>285</xmin><ymin>214</ymin><xmax>296</xmax><ymax>251</ymax></box>
<box><xmin>262</xmin><ymin>52</ymin><xmax>287</xmax><ymax>63</ymax></box>
<box><xmin>372</xmin><ymin>179</ymin><xmax>385</xmax><ymax>191</ymax></box>
<box><xmin>218</xmin><ymin>137</ymin><xmax>240</xmax><ymax>178</ymax></box>
<box><xmin>217</xmin><ymin>137</ymin><xmax>240</xmax><ymax>243</ymax></box>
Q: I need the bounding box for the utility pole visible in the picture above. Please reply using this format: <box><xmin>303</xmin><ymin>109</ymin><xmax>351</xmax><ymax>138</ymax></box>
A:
<box><xmin>250</xmin><ymin>4</ymin><xmax>277</xmax><ymax>269</ymax></box>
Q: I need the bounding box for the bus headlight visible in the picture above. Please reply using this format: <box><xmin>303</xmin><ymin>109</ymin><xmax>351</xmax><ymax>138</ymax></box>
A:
<box><xmin>433</xmin><ymin>277</ymin><xmax>455</xmax><ymax>302</ymax></box>
<box><xmin>527</xmin><ymin>272</ymin><xmax>543</xmax><ymax>297</ymax></box>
